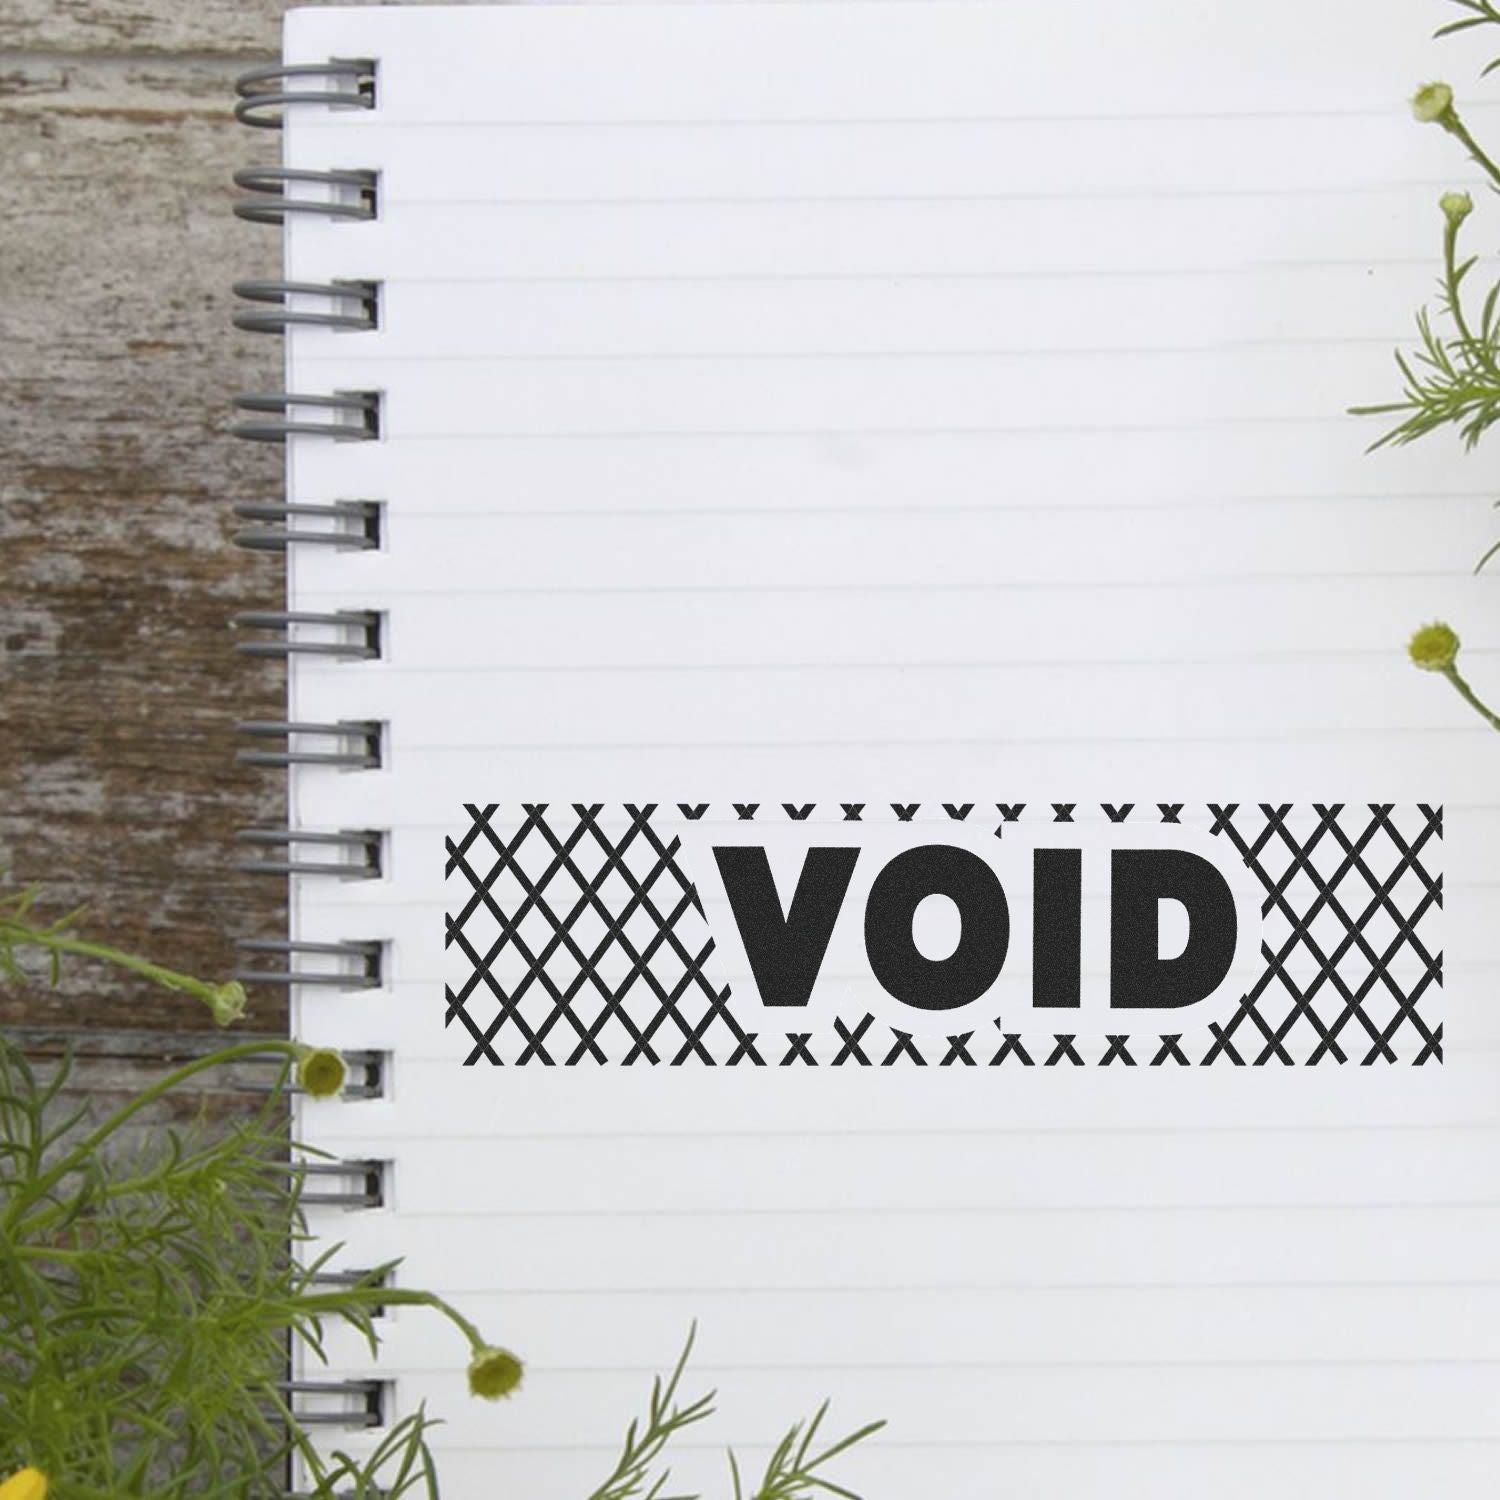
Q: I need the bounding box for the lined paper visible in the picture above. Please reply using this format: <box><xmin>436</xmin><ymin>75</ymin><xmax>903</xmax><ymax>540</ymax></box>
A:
<box><xmin>277</xmin><ymin>4</ymin><xmax>1499</xmax><ymax>1495</ymax></box>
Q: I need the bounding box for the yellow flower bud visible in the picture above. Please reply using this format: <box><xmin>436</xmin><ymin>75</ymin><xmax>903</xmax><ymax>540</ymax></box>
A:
<box><xmin>208</xmin><ymin>981</ymin><xmax>247</xmax><ymax>1028</ymax></box>
<box><xmin>1408</xmin><ymin>621</ymin><xmax>1460</xmax><ymax>672</ymax></box>
<box><xmin>1411</xmin><ymin>81</ymin><xmax>1456</xmax><ymax>125</ymax></box>
<box><xmin>1441</xmin><ymin>190</ymin><xmax>1474</xmax><ymax>226</ymax></box>
<box><xmin>467</xmin><ymin>1345</ymin><xmax>524</xmax><ymax>1400</ymax></box>
<box><xmin>295</xmin><ymin>1046</ymin><xmax>347</xmax><ymax>1100</ymax></box>
<box><xmin>0</xmin><ymin>1468</ymin><xmax>48</xmax><ymax>1500</ymax></box>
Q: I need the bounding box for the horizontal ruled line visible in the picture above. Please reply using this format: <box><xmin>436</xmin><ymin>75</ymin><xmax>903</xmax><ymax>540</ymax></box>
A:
<box><xmin>333</xmin><ymin>259</ymin><xmax>1439</xmax><ymax>284</ymax></box>
<box><xmin>332</xmin><ymin>1278</ymin><xmax>1500</xmax><ymax>1296</ymax></box>
<box><xmin>289</xmin><ymin>105</ymin><xmax>1500</xmax><ymax>127</ymax></box>
<box><xmin>303</xmin><ymin>574</ymin><xmax>1471</xmax><ymax>594</ymax></box>
<box><xmin>382</xmin><ymin>182</ymin><xmax>1461</xmax><ymax>207</ymax></box>
<box><xmin>320</xmin><ymin>491</ymin><xmax>1500</xmax><ymax>516</ymax></box>
<box><xmin>359</xmin><ymin>1357</ymin><xmax>1500</xmax><ymax>1375</ymax></box>
<box><xmin>294</xmin><ymin>653</ymin><xmax>1500</xmax><ymax>671</ymax></box>
<box><xmin>316</xmin><ymin>1202</ymin><xmax>1500</xmax><ymax>1221</ymax></box>
<box><xmin>396</xmin><ymin>1435</ymin><xmax>1500</xmax><ymax>1453</ymax></box>
<box><xmin>308</xmin><ymin>1124</ymin><xmax>1498</xmax><ymax>1144</ymax></box>
<box><xmin>380</xmin><ymin>418</ymin><xmax>1395</xmax><ymax>439</ymax></box>
<box><xmin>292</xmin><ymin>337</ymin><xmax>1415</xmax><ymax>364</ymax></box>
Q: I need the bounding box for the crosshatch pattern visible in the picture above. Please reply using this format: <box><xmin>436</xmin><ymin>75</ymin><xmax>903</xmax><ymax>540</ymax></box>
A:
<box><xmin>444</xmin><ymin>802</ymin><xmax>1443</xmax><ymax>1067</ymax></box>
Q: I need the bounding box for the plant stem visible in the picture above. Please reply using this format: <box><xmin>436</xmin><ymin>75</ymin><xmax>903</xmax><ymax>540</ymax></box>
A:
<box><xmin>0</xmin><ymin>925</ymin><xmax>230</xmax><ymax>1013</ymax></box>
<box><xmin>1443</xmin><ymin>662</ymin><xmax>1500</xmax><ymax>730</ymax></box>
<box><xmin>1445</xmin><ymin>110</ymin><xmax>1500</xmax><ymax>192</ymax></box>
<box><xmin>292</xmin><ymin>1288</ymin><xmax>486</xmax><ymax>1350</ymax></box>
<box><xmin>1</xmin><ymin>1041</ymin><xmax>303</xmax><ymax>1235</ymax></box>
<box><xmin>1443</xmin><ymin>218</ymin><xmax>1481</xmax><ymax>348</ymax></box>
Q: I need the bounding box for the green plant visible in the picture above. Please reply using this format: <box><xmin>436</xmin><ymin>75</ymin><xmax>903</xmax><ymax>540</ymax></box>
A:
<box><xmin>0</xmin><ymin>888</ymin><xmax>521</xmax><ymax>1499</ymax></box>
<box><xmin>1352</xmin><ymin>0</ymin><xmax>1500</xmax><ymax>728</ymax></box>
<box><xmin>586</xmin><ymin>1329</ymin><xmax>884</xmax><ymax>1500</ymax></box>
<box><xmin>0</xmin><ymin>892</ymin><xmax>883</xmax><ymax>1498</ymax></box>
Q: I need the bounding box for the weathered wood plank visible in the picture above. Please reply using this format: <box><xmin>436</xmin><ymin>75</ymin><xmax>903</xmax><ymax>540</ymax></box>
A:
<box><xmin>0</xmin><ymin>0</ymin><xmax>541</xmax><ymax>61</ymax></box>
<box><xmin>0</xmin><ymin>3</ymin><xmax>282</xmax><ymax>57</ymax></box>
<box><xmin>0</xmin><ymin>58</ymin><xmax>290</xmax><ymax>1032</ymax></box>
<box><xmin>9</xmin><ymin>1024</ymin><xmax>288</xmax><ymax>1121</ymax></box>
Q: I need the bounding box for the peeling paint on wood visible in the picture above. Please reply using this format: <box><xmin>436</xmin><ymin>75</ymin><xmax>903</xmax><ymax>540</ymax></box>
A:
<box><xmin>1</xmin><ymin>55</ymin><xmax>291</xmax><ymax>1034</ymax></box>
<box><xmin>2</xmin><ymin>1</ymin><xmax>526</xmax><ymax>1043</ymax></box>
<box><xmin>7</xmin><ymin>1025</ymin><xmax>292</xmax><ymax>1164</ymax></box>
<box><xmin>0</xmin><ymin>0</ymin><xmax>504</xmax><ymax>60</ymax></box>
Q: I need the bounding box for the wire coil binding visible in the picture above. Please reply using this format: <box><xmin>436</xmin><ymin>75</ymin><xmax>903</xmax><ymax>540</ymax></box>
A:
<box><xmin>235</xmin><ymin>59</ymin><xmax>377</xmax><ymax>128</ymax></box>
<box><xmin>231</xmin><ymin>610</ymin><xmax>381</xmax><ymax>659</ymax></box>
<box><xmin>233</xmin><ymin>166</ymin><xmax>378</xmax><ymax>224</ymax></box>
<box><xmin>308</xmin><ymin>1265</ymin><xmax>391</xmax><ymax>1294</ymax></box>
<box><xmin>233</xmin><ymin>390</ymin><xmax>380</xmax><ymax>443</ymax></box>
<box><xmin>235</xmin><ymin>938</ymin><xmax>385</xmax><ymax>989</ymax></box>
<box><xmin>232</xmin><ymin>55</ymin><xmax>391</xmax><ymax>1446</ymax></box>
<box><xmin>238</xmin><ymin>1047</ymin><xmax>385</xmax><ymax>1098</ymax></box>
<box><xmin>298</xmin><ymin>1159</ymin><xmax>387</xmax><ymax>1209</ymax></box>
<box><xmin>235</xmin><ymin>827</ymin><xmax>383</xmax><ymax>879</ymax></box>
<box><xmin>235</xmin><ymin>719</ymin><xmax>383</xmax><ymax>769</ymax></box>
<box><xmin>232</xmin><ymin>500</ymin><xmax>381</xmax><ymax>552</ymax></box>
<box><xmin>279</xmin><ymin>1380</ymin><xmax>386</xmax><ymax>1428</ymax></box>
<box><xmin>233</xmin><ymin>279</ymin><xmax>379</xmax><ymax>334</ymax></box>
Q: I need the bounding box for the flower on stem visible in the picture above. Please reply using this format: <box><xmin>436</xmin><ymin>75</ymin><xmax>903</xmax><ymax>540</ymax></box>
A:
<box><xmin>294</xmin><ymin>1045</ymin><xmax>347</xmax><ymax>1100</ymax></box>
<box><xmin>207</xmin><ymin>981</ymin><xmax>247</xmax><ymax>1027</ymax></box>
<box><xmin>1406</xmin><ymin>621</ymin><xmax>1500</xmax><ymax>732</ymax></box>
<box><xmin>467</xmin><ymin>1345</ymin><xmax>524</xmax><ymax>1400</ymax></box>
<box><xmin>1408</xmin><ymin>621</ymin><xmax>1461</xmax><ymax>672</ymax></box>
<box><xmin>0</xmin><ymin>1469</ymin><xmax>47</xmax><ymax>1500</ymax></box>
<box><xmin>1441</xmin><ymin>190</ymin><xmax>1474</xmax><ymax>227</ymax></box>
<box><xmin>1412</xmin><ymin>81</ymin><xmax>1457</xmax><ymax>126</ymax></box>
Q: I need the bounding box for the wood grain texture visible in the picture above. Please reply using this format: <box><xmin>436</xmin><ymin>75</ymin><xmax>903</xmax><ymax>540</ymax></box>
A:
<box><xmin>10</xmin><ymin>1025</ymin><xmax>288</xmax><ymax>1133</ymax></box>
<box><xmin>0</xmin><ymin>0</ymin><xmax>479</xmax><ymax>60</ymax></box>
<box><xmin>0</xmin><ymin>0</ymin><xmax>644</xmax><ymax>60</ymax></box>
<box><xmin>0</xmin><ymin>0</ymin><xmax>281</xmax><ymax>57</ymax></box>
<box><xmin>0</xmin><ymin>52</ymin><xmax>290</xmax><ymax>1035</ymax></box>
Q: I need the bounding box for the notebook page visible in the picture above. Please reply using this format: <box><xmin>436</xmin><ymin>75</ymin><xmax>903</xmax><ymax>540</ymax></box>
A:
<box><xmin>274</xmin><ymin>3</ymin><xmax>1499</xmax><ymax>1495</ymax></box>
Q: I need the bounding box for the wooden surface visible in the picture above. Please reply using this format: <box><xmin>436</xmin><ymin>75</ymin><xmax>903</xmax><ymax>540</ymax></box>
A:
<box><xmin>0</xmin><ymin>10</ymin><xmax>298</xmax><ymax>1037</ymax></box>
<box><xmin>0</xmin><ymin>0</ymin><xmax>744</xmax><ymax>1043</ymax></box>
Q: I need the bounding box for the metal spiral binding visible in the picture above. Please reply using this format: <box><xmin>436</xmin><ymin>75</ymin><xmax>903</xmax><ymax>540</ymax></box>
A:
<box><xmin>280</xmin><ymin>1380</ymin><xmax>386</xmax><ymax>1427</ymax></box>
<box><xmin>233</xmin><ymin>166</ymin><xmax>379</xmax><ymax>224</ymax></box>
<box><xmin>308</xmin><ymin>1266</ymin><xmax>392</xmax><ymax>1295</ymax></box>
<box><xmin>298</xmin><ymin>1159</ymin><xmax>388</xmax><ymax>1209</ymax></box>
<box><xmin>233</xmin><ymin>390</ymin><xmax>380</xmax><ymax>443</ymax></box>
<box><xmin>239</xmin><ymin>1046</ymin><xmax>386</xmax><ymax>1095</ymax></box>
<box><xmin>231</xmin><ymin>610</ymin><xmax>382</xmax><ymax>659</ymax></box>
<box><xmin>232</xmin><ymin>500</ymin><xmax>382</xmax><ymax>552</ymax></box>
<box><xmin>235</xmin><ymin>938</ymin><xmax>384</xmax><ymax>989</ymax></box>
<box><xmin>233</xmin><ymin>279</ymin><xmax>379</xmax><ymax>334</ymax></box>
<box><xmin>234</xmin><ymin>59</ymin><xmax>377</xmax><ymax>129</ymax></box>
<box><xmin>235</xmin><ymin>828</ymin><xmax>383</xmax><ymax>879</ymax></box>
<box><xmin>235</xmin><ymin>720</ymin><xmax>383</xmax><ymax>769</ymax></box>
<box><xmin>233</xmin><ymin>58</ymin><xmax>391</xmax><ymax>1463</ymax></box>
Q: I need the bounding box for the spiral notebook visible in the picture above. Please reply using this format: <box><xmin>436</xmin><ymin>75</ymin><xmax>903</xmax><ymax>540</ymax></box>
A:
<box><xmin>229</xmin><ymin>3</ymin><xmax>1500</xmax><ymax>1495</ymax></box>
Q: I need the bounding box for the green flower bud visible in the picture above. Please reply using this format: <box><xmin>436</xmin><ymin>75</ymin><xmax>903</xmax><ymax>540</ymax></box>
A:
<box><xmin>467</xmin><ymin>1345</ymin><xmax>524</xmax><ymax>1400</ymax></box>
<box><xmin>1412</xmin><ymin>81</ymin><xmax>1456</xmax><ymax>125</ymax></box>
<box><xmin>1408</xmin><ymin>621</ymin><xmax>1460</xmax><ymax>672</ymax></box>
<box><xmin>295</xmin><ymin>1045</ymin><xmax>347</xmax><ymax>1099</ymax></box>
<box><xmin>1441</xmin><ymin>190</ymin><xmax>1474</xmax><ymax>226</ymax></box>
<box><xmin>208</xmin><ymin>981</ymin><xmax>247</xmax><ymax>1027</ymax></box>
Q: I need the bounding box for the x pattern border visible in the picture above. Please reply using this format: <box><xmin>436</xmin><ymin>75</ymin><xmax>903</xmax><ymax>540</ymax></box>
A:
<box><xmin>444</xmin><ymin>801</ymin><xmax>1442</xmax><ymax>1067</ymax></box>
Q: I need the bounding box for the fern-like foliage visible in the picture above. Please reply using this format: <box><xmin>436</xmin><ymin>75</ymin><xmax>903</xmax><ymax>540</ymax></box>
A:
<box><xmin>1352</xmin><ymin>205</ymin><xmax>1500</xmax><ymax>451</ymax></box>
<box><xmin>587</xmin><ymin>1330</ymin><xmax>883</xmax><ymax>1500</ymax></box>
<box><xmin>586</xmin><ymin>1325</ymin><xmax>717</xmax><ymax>1500</ymax></box>
<box><xmin>1437</xmin><ymin>0</ymin><xmax>1500</xmax><ymax>69</ymax></box>
<box><xmin>728</xmin><ymin>1403</ymin><xmax>886</xmax><ymax>1500</ymax></box>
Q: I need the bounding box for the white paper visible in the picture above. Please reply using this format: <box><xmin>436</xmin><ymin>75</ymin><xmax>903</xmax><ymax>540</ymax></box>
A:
<box><xmin>273</xmin><ymin>4</ymin><xmax>1499</xmax><ymax>1494</ymax></box>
